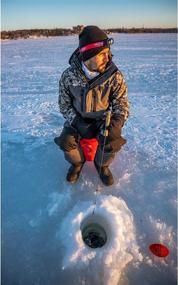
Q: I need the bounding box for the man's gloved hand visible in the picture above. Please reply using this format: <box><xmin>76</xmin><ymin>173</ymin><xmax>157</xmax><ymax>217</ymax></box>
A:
<box><xmin>97</xmin><ymin>115</ymin><xmax>125</xmax><ymax>144</ymax></box>
<box><xmin>107</xmin><ymin>115</ymin><xmax>124</xmax><ymax>140</ymax></box>
<box><xmin>72</xmin><ymin>115</ymin><xmax>98</xmax><ymax>139</ymax></box>
<box><xmin>95</xmin><ymin>112</ymin><xmax>107</xmax><ymax>131</ymax></box>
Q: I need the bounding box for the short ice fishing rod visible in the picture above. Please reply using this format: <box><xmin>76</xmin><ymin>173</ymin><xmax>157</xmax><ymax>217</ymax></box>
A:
<box><xmin>92</xmin><ymin>107</ymin><xmax>112</xmax><ymax>215</ymax></box>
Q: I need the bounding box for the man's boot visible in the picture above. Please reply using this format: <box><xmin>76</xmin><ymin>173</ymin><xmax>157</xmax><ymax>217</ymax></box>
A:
<box><xmin>66</xmin><ymin>163</ymin><xmax>84</xmax><ymax>183</ymax></box>
<box><xmin>94</xmin><ymin>161</ymin><xmax>114</xmax><ymax>186</ymax></box>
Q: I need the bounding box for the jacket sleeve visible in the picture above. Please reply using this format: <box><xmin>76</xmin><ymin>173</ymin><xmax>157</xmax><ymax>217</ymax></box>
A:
<box><xmin>110</xmin><ymin>71</ymin><xmax>129</xmax><ymax>125</ymax></box>
<box><xmin>58</xmin><ymin>70</ymin><xmax>77</xmax><ymax>124</ymax></box>
<box><xmin>107</xmin><ymin>71</ymin><xmax>129</xmax><ymax>140</ymax></box>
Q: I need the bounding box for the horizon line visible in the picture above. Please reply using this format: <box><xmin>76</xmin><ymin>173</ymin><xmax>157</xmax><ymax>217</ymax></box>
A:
<box><xmin>2</xmin><ymin>26</ymin><xmax>177</xmax><ymax>32</ymax></box>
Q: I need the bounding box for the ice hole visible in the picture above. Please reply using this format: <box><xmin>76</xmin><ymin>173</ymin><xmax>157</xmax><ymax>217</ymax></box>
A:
<box><xmin>81</xmin><ymin>214</ymin><xmax>109</xmax><ymax>249</ymax></box>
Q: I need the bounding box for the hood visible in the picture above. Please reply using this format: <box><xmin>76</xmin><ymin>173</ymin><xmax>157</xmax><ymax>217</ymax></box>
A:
<box><xmin>69</xmin><ymin>48</ymin><xmax>83</xmax><ymax>71</ymax></box>
<box><xmin>68</xmin><ymin>48</ymin><xmax>117</xmax><ymax>84</ymax></box>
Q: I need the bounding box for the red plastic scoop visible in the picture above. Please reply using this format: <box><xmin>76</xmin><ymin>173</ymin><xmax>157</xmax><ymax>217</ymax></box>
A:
<box><xmin>149</xmin><ymin>243</ymin><xmax>169</xmax><ymax>257</ymax></box>
<box><xmin>80</xmin><ymin>138</ymin><xmax>99</xmax><ymax>161</ymax></box>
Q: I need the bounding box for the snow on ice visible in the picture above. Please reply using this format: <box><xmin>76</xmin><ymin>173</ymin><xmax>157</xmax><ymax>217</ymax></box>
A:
<box><xmin>58</xmin><ymin>195</ymin><xmax>143</xmax><ymax>285</ymax></box>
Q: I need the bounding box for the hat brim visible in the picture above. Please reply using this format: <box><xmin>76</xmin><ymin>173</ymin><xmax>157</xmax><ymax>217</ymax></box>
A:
<box><xmin>82</xmin><ymin>46</ymin><xmax>110</xmax><ymax>62</ymax></box>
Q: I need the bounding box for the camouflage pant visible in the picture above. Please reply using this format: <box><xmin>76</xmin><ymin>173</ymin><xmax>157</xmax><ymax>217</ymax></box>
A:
<box><xmin>54</xmin><ymin>126</ymin><xmax>126</xmax><ymax>167</ymax></box>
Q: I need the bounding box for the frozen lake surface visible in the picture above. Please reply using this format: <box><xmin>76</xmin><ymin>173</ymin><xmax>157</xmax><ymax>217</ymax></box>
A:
<box><xmin>2</xmin><ymin>33</ymin><xmax>177</xmax><ymax>285</ymax></box>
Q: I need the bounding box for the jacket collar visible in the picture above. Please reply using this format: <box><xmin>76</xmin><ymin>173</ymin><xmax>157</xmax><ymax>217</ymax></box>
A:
<box><xmin>81</xmin><ymin>62</ymin><xmax>99</xmax><ymax>80</ymax></box>
<box><xmin>69</xmin><ymin>48</ymin><xmax>118</xmax><ymax>87</ymax></box>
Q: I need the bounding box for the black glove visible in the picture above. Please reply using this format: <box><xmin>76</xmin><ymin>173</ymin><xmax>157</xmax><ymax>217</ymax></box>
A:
<box><xmin>97</xmin><ymin>115</ymin><xmax>124</xmax><ymax>143</ymax></box>
<box><xmin>54</xmin><ymin>126</ymin><xmax>79</xmax><ymax>151</ymax></box>
<box><xmin>72</xmin><ymin>116</ymin><xmax>98</xmax><ymax>139</ymax></box>
<box><xmin>108</xmin><ymin>115</ymin><xmax>124</xmax><ymax>140</ymax></box>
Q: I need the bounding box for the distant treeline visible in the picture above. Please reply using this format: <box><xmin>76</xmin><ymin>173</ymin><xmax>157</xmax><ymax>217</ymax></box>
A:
<box><xmin>108</xmin><ymin>27</ymin><xmax>177</xmax><ymax>33</ymax></box>
<box><xmin>1</xmin><ymin>28</ymin><xmax>72</xmax><ymax>40</ymax></box>
<box><xmin>1</xmin><ymin>27</ymin><xmax>177</xmax><ymax>40</ymax></box>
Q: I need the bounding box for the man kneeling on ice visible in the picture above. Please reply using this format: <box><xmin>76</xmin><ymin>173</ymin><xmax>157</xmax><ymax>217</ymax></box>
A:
<box><xmin>54</xmin><ymin>26</ymin><xmax>129</xmax><ymax>186</ymax></box>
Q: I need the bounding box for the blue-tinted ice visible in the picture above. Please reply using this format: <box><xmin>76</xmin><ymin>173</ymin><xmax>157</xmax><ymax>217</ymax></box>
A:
<box><xmin>2</xmin><ymin>34</ymin><xmax>177</xmax><ymax>285</ymax></box>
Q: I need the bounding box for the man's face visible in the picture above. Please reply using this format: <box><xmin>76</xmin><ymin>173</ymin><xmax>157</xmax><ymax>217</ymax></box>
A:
<box><xmin>84</xmin><ymin>47</ymin><xmax>110</xmax><ymax>73</ymax></box>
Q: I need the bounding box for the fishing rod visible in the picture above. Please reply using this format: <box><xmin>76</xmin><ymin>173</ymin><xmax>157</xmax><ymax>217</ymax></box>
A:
<box><xmin>92</xmin><ymin>107</ymin><xmax>112</xmax><ymax>215</ymax></box>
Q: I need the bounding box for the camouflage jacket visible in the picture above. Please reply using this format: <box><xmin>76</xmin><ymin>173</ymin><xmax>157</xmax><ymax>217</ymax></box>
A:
<box><xmin>58</xmin><ymin>48</ymin><xmax>129</xmax><ymax>127</ymax></box>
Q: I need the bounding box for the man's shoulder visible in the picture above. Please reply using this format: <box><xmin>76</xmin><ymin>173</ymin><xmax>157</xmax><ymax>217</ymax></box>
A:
<box><xmin>109</xmin><ymin>68</ymin><xmax>124</xmax><ymax>86</ymax></box>
<box><xmin>60</xmin><ymin>66</ymin><xmax>77</xmax><ymax>85</ymax></box>
<box><xmin>61</xmin><ymin>66</ymin><xmax>74</xmax><ymax>78</ymax></box>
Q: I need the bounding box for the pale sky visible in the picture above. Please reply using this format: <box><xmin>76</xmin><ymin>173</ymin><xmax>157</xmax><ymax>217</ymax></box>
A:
<box><xmin>2</xmin><ymin>0</ymin><xmax>177</xmax><ymax>30</ymax></box>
